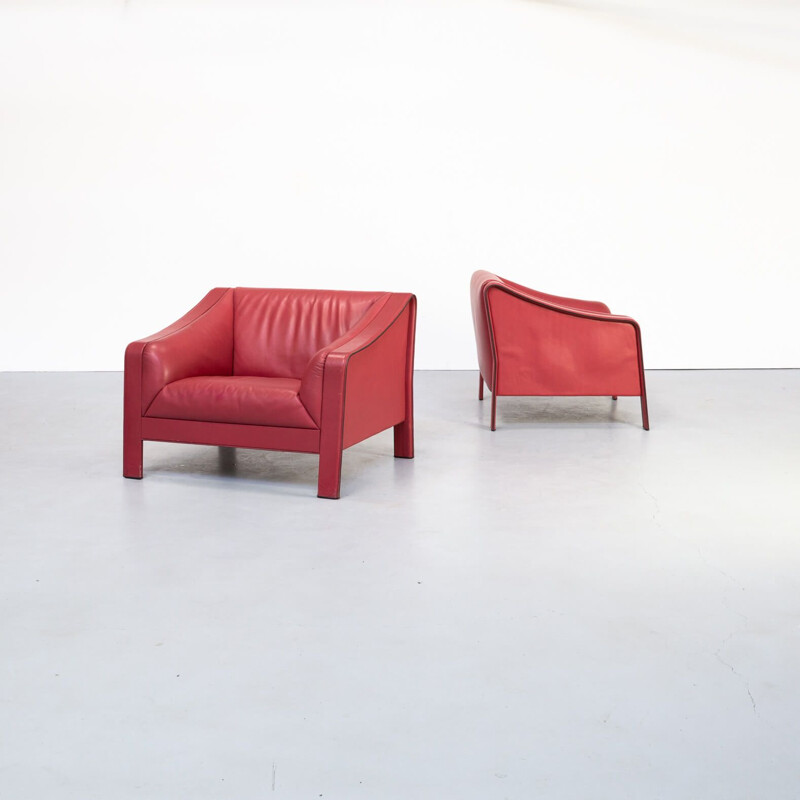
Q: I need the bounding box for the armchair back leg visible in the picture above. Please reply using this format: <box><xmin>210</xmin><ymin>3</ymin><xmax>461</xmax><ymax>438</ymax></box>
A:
<box><xmin>394</xmin><ymin>421</ymin><xmax>414</xmax><ymax>459</ymax></box>
<box><xmin>491</xmin><ymin>391</ymin><xmax>497</xmax><ymax>431</ymax></box>
<box><xmin>640</xmin><ymin>393</ymin><xmax>650</xmax><ymax>431</ymax></box>
<box><xmin>478</xmin><ymin>374</ymin><xmax>484</xmax><ymax>400</ymax></box>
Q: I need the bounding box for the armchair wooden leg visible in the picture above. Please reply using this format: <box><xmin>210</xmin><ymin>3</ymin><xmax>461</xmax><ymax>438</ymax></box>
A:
<box><xmin>490</xmin><ymin>391</ymin><xmax>497</xmax><ymax>431</ymax></box>
<box><xmin>640</xmin><ymin>393</ymin><xmax>650</xmax><ymax>431</ymax></box>
<box><xmin>318</xmin><ymin>444</ymin><xmax>343</xmax><ymax>499</ymax></box>
<box><xmin>394</xmin><ymin>419</ymin><xmax>414</xmax><ymax>459</ymax></box>
<box><xmin>612</xmin><ymin>395</ymin><xmax>618</xmax><ymax>401</ymax></box>
<box><xmin>479</xmin><ymin>374</ymin><xmax>484</xmax><ymax>401</ymax></box>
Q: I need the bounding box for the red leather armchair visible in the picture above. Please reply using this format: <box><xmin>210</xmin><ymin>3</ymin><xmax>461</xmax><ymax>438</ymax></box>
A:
<box><xmin>124</xmin><ymin>287</ymin><xmax>416</xmax><ymax>498</ymax></box>
<box><xmin>470</xmin><ymin>271</ymin><xmax>649</xmax><ymax>430</ymax></box>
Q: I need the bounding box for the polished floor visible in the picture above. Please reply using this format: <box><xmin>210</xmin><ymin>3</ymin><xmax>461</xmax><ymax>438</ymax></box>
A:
<box><xmin>1</xmin><ymin>370</ymin><xmax>799</xmax><ymax>799</ymax></box>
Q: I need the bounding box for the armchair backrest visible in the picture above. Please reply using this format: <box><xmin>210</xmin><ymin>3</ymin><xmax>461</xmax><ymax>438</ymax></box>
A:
<box><xmin>233</xmin><ymin>288</ymin><xmax>388</xmax><ymax>379</ymax></box>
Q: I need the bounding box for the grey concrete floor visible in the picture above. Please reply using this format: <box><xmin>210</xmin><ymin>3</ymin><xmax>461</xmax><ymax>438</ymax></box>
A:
<box><xmin>1</xmin><ymin>370</ymin><xmax>799</xmax><ymax>799</ymax></box>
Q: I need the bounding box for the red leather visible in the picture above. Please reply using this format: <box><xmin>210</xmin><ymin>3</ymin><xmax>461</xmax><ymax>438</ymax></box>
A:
<box><xmin>470</xmin><ymin>272</ymin><xmax>496</xmax><ymax>391</ymax></box>
<box><xmin>136</xmin><ymin>288</ymin><xmax>234</xmax><ymax>414</ymax></box>
<box><xmin>339</xmin><ymin>301</ymin><xmax>412</xmax><ymax>449</ymax></box>
<box><xmin>232</xmin><ymin>288</ymin><xmax>387</xmax><ymax>379</ymax></box>
<box><xmin>298</xmin><ymin>293</ymin><xmax>393</xmax><ymax>425</ymax></box>
<box><xmin>470</xmin><ymin>270</ymin><xmax>649</xmax><ymax>429</ymax></box>
<box><xmin>498</xmin><ymin>276</ymin><xmax>611</xmax><ymax>315</ymax></box>
<box><xmin>317</xmin><ymin>294</ymin><xmax>417</xmax><ymax>497</ymax></box>
<box><xmin>124</xmin><ymin>287</ymin><xmax>416</xmax><ymax>498</ymax></box>
<box><xmin>147</xmin><ymin>376</ymin><xmax>316</xmax><ymax>428</ymax></box>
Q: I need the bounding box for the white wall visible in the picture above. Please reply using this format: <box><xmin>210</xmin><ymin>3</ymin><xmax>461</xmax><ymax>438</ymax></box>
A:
<box><xmin>1</xmin><ymin>0</ymin><xmax>799</xmax><ymax>370</ymax></box>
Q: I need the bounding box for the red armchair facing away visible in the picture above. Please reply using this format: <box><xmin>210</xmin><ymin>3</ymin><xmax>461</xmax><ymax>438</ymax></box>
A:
<box><xmin>124</xmin><ymin>287</ymin><xmax>416</xmax><ymax>498</ymax></box>
<box><xmin>470</xmin><ymin>271</ymin><xmax>649</xmax><ymax>431</ymax></box>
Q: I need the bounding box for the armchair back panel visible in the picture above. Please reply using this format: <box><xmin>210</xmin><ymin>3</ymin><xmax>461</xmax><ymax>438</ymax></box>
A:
<box><xmin>232</xmin><ymin>288</ymin><xmax>386</xmax><ymax>379</ymax></box>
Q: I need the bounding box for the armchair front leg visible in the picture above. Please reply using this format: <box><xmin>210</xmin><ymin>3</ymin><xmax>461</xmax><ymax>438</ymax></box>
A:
<box><xmin>317</xmin><ymin>352</ymin><xmax>347</xmax><ymax>499</ymax></box>
<box><xmin>123</xmin><ymin>345</ymin><xmax>144</xmax><ymax>478</ymax></box>
<box><xmin>318</xmin><ymin>437</ymin><xmax>344</xmax><ymax>500</ymax></box>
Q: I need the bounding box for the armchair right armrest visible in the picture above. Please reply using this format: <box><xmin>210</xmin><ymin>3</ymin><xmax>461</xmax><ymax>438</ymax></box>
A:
<box><xmin>310</xmin><ymin>293</ymin><xmax>417</xmax><ymax>498</ymax></box>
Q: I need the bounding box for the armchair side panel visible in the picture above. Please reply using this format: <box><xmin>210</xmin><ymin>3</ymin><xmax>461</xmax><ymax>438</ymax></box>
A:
<box><xmin>488</xmin><ymin>287</ymin><xmax>641</xmax><ymax>397</ymax></box>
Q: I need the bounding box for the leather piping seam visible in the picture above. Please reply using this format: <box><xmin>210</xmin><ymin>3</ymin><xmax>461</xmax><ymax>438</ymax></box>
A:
<box><xmin>327</xmin><ymin>296</ymin><xmax>413</xmax><ymax>453</ymax></box>
<box><xmin>493</xmin><ymin>283</ymin><xmax>640</xmax><ymax>329</ymax></box>
<box><xmin>482</xmin><ymin>284</ymin><xmax>499</xmax><ymax>394</ymax></box>
<box><xmin>142</xmin><ymin>414</ymin><xmax>318</xmax><ymax>431</ymax></box>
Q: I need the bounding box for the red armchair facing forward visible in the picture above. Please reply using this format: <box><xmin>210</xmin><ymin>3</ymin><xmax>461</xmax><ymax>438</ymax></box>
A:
<box><xmin>124</xmin><ymin>288</ymin><xmax>416</xmax><ymax>498</ymax></box>
<box><xmin>470</xmin><ymin>271</ymin><xmax>649</xmax><ymax>430</ymax></box>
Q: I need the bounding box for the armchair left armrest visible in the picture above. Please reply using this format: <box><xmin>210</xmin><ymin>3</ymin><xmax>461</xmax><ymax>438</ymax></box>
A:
<box><xmin>123</xmin><ymin>288</ymin><xmax>233</xmax><ymax>478</ymax></box>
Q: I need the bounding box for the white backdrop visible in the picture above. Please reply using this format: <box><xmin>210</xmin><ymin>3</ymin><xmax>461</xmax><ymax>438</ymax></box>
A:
<box><xmin>1</xmin><ymin>0</ymin><xmax>799</xmax><ymax>370</ymax></box>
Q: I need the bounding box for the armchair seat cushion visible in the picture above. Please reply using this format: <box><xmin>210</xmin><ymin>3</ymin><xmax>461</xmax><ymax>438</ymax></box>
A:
<box><xmin>146</xmin><ymin>376</ymin><xmax>317</xmax><ymax>429</ymax></box>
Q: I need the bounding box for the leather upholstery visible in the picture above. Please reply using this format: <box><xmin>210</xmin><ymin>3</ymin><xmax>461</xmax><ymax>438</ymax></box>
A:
<box><xmin>124</xmin><ymin>287</ymin><xmax>417</xmax><ymax>497</ymax></box>
<box><xmin>147</xmin><ymin>376</ymin><xmax>316</xmax><ymax>428</ymax></box>
<box><xmin>470</xmin><ymin>270</ymin><xmax>649</xmax><ymax>429</ymax></box>
<box><xmin>232</xmin><ymin>288</ymin><xmax>387</xmax><ymax>379</ymax></box>
<box><xmin>140</xmin><ymin>288</ymin><xmax>234</xmax><ymax>414</ymax></box>
<box><xmin>298</xmin><ymin>293</ymin><xmax>393</xmax><ymax>425</ymax></box>
<box><xmin>489</xmin><ymin>289</ymin><xmax>640</xmax><ymax>396</ymax></box>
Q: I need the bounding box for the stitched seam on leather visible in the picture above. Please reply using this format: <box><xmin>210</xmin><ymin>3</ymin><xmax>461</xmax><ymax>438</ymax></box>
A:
<box><xmin>495</xmin><ymin>284</ymin><xmax>633</xmax><ymax>325</ymax></box>
<box><xmin>145</xmin><ymin>410</ymin><xmax>318</xmax><ymax>429</ymax></box>
<box><xmin>483</xmin><ymin>284</ymin><xmax>499</xmax><ymax>392</ymax></box>
<box><xmin>344</xmin><ymin>298</ymin><xmax>409</xmax><ymax>359</ymax></box>
<box><xmin>143</xmin><ymin>416</ymin><xmax>320</xmax><ymax>432</ymax></box>
<box><xmin>139</xmin><ymin>344</ymin><xmax>145</xmax><ymax>418</ymax></box>
<box><xmin>142</xmin><ymin>390</ymin><xmax>160</xmax><ymax>418</ymax></box>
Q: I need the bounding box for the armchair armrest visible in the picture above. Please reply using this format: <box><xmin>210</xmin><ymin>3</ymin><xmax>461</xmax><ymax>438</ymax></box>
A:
<box><xmin>498</xmin><ymin>276</ymin><xmax>611</xmax><ymax>315</ymax></box>
<box><xmin>124</xmin><ymin>288</ymin><xmax>234</xmax><ymax>415</ymax></box>
<box><xmin>494</xmin><ymin>275</ymin><xmax>639</xmax><ymax>330</ymax></box>
<box><xmin>299</xmin><ymin>293</ymin><xmax>394</xmax><ymax>425</ymax></box>
<box><xmin>314</xmin><ymin>291</ymin><xmax>415</xmax><ymax>460</ymax></box>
